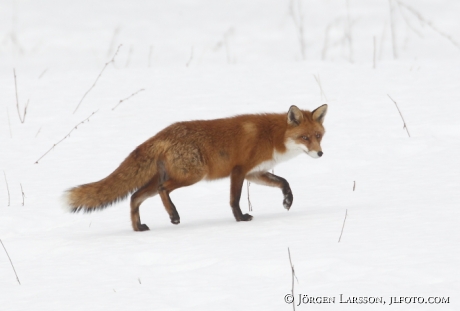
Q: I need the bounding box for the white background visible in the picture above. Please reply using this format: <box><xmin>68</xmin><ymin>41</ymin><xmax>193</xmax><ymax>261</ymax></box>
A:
<box><xmin>1</xmin><ymin>0</ymin><xmax>459</xmax><ymax>310</ymax></box>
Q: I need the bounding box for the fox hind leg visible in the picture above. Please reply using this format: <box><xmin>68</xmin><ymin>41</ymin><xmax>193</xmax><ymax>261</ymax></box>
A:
<box><xmin>130</xmin><ymin>175</ymin><xmax>160</xmax><ymax>231</ymax></box>
<box><xmin>157</xmin><ymin>157</ymin><xmax>206</xmax><ymax>225</ymax></box>
<box><xmin>158</xmin><ymin>180</ymin><xmax>181</xmax><ymax>225</ymax></box>
<box><xmin>158</xmin><ymin>178</ymin><xmax>201</xmax><ymax>225</ymax></box>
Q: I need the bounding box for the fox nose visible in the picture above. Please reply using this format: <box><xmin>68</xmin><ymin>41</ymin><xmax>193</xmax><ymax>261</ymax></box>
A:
<box><xmin>317</xmin><ymin>151</ymin><xmax>323</xmax><ymax>157</ymax></box>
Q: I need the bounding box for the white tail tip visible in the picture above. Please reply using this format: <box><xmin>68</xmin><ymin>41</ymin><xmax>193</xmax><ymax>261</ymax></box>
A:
<box><xmin>60</xmin><ymin>190</ymin><xmax>74</xmax><ymax>212</ymax></box>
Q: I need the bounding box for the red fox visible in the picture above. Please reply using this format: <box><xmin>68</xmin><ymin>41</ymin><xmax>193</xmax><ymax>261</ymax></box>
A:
<box><xmin>63</xmin><ymin>104</ymin><xmax>327</xmax><ymax>231</ymax></box>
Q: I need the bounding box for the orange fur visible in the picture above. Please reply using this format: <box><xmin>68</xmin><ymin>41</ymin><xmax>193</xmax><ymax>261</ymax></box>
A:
<box><xmin>64</xmin><ymin>104</ymin><xmax>327</xmax><ymax>231</ymax></box>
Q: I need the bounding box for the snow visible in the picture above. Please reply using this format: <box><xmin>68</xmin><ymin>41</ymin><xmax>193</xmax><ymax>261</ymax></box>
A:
<box><xmin>1</xmin><ymin>0</ymin><xmax>460</xmax><ymax>310</ymax></box>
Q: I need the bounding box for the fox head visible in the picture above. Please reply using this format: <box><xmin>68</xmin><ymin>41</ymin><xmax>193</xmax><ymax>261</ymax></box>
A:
<box><xmin>284</xmin><ymin>104</ymin><xmax>328</xmax><ymax>158</ymax></box>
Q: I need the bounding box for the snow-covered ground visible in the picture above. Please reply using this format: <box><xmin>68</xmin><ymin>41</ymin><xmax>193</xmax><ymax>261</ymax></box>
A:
<box><xmin>1</xmin><ymin>0</ymin><xmax>459</xmax><ymax>310</ymax></box>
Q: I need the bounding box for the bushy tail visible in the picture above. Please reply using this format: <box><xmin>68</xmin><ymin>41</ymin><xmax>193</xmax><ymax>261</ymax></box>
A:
<box><xmin>62</xmin><ymin>148</ymin><xmax>157</xmax><ymax>213</ymax></box>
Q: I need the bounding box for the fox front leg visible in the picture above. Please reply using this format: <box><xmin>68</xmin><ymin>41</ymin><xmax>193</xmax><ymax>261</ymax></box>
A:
<box><xmin>230</xmin><ymin>166</ymin><xmax>253</xmax><ymax>221</ymax></box>
<box><xmin>245</xmin><ymin>172</ymin><xmax>293</xmax><ymax>210</ymax></box>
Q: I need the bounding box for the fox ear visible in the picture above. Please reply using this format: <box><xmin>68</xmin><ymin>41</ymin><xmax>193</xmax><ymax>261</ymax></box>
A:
<box><xmin>287</xmin><ymin>105</ymin><xmax>303</xmax><ymax>126</ymax></box>
<box><xmin>312</xmin><ymin>104</ymin><xmax>328</xmax><ymax>124</ymax></box>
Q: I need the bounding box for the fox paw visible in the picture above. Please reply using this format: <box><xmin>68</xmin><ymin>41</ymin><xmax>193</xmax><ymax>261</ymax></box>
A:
<box><xmin>137</xmin><ymin>223</ymin><xmax>150</xmax><ymax>232</ymax></box>
<box><xmin>237</xmin><ymin>213</ymin><xmax>253</xmax><ymax>221</ymax></box>
<box><xmin>171</xmin><ymin>218</ymin><xmax>180</xmax><ymax>225</ymax></box>
<box><xmin>283</xmin><ymin>192</ymin><xmax>293</xmax><ymax>210</ymax></box>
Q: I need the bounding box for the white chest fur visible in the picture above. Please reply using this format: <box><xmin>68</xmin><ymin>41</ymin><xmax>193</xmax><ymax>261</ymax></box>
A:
<box><xmin>248</xmin><ymin>139</ymin><xmax>303</xmax><ymax>173</ymax></box>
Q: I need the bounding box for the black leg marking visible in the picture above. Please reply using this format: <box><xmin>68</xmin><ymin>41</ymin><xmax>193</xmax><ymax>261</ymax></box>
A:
<box><xmin>230</xmin><ymin>166</ymin><xmax>253</xmax><ymax>222</ymax></box>
<box><xmin>130</xmin><ymin>175</ymin><xmax>159</xmax><ymax>231</ymax></box>
<box><xmin>246</xmin><ymin>172</ymin><xmax>294</xmax><ymax>210</ymax></box>
<box><xmin>137</xmin><ymin>223</ymin><xmax>150</xmax><ymax>231</ymax></box>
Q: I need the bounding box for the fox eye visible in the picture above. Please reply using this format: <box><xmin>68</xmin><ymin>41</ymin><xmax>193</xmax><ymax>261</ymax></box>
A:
<box><xmin>316</xmin><ymin>133</ymin><xmax>321</xmax><ymax>139</ymax></box>
<box><xmin>301</xmin><ymin>135</ymin><xmax>309</xmax><ymax>141</ymax></box>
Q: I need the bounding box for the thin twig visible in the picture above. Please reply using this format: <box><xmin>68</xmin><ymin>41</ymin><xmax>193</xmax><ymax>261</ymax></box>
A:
<box><xmin>338</xmin><ymin>209</ymin><xmax>348</xmax><ymax>243</ymax></box>
<box><xmin>24</xmin><ymin>99</ymin><xmax>29</xmax><ymax>121</ymax></box>
<box><xmin>313</xmin><ymin>74</ymin><xmax>327</xmax><ymax>102</ymax></box>
<box><xmin>138</xmin><ymin>278</ymin><xmax>142</xmax><ymax>284</ymax></box>
<box><xmin>289</xmin><ymin>0</ymin><xmax>306</xmax><ymax>60</ymax></box>
<box><xmin>20</xmin><ymin>183</ymin><xmax>25</xmax><ymax>206</ymax></box>
<box><xmin>35</xmin><ymin>110</ymin><xmax>99</xmax><ymax>164</ymax></box>
<box><xmin>345</xmin><ymin>0</ymin><xmax>354</xmax><ymax>63</ymax></box>
<box><xmin>112</xmin><ymin>89</ymin><xmax>145</xmax><ymax>111</ymax></box>
<box><xmin>73</xmin><ymin>45</ymin><xmax>122</xmax><ymax>114</ymax></box>
<box><xmin>13</xmin><ymin>69</ymin><xmax>27</xmax><ymax>123</ymax></box>
<box><xmin>389</xmin><ymin>0</ymin><xmax>398</xmax><ymax>59</ymax></box>
<box><xmin>35</xmin><ymin>127</ymin><xmax>42</xmax><ymax>138</ymax></box>
<box><xmin>38</xmin><ymin>68</ymin><xmax>48</xmax><ymax>79</ymax></box>
<box><xmin>396</xmin><ymin>0</ymin><xmax>460</xmax><ymax>50</ymax></box>
<box><xmin>395</xmin><ymin>1</ymin><xmax>423</xmax><ymax>38</ymax></box>
<box><xmin>247</xmin><ymin>181</ymin><xmax>252</xmax><ymax>212</ymax></box>
<box><xmin>287</xmin><ymin>247</ymin><xmax>298</xmax><ymax>311</ymax></box>
<box><xmin>0</xmin><ymin>239</ymin><xmax>21</xmax><ymax>285</ymax></box>
<box><xmin>186</xmin><ymin>46</ymin><xmax>194</xmax><ymax>67</ymax></box>
<box><xmin>13</xmin><ymin>69</ymin><xmax>20</xmax><ymax>121</ymax></box>
<box><xmin>106</xmin><ymin>27</ymin><xmax>121</xmax><ymax>58</ymax></box>
<box><xmin>3</xmin><ymin>171</ymin><xmax>10</xmax><ymax>206</ymax></box>
<box><xmin>353</xmin><ymin>181</ymin><xmax>356</xmax><ymax>191</ymax></box>
<box><xmin>387</xmin><ymin>94</ymin><xmax>411</xmax><ymax>137</ymax></box>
